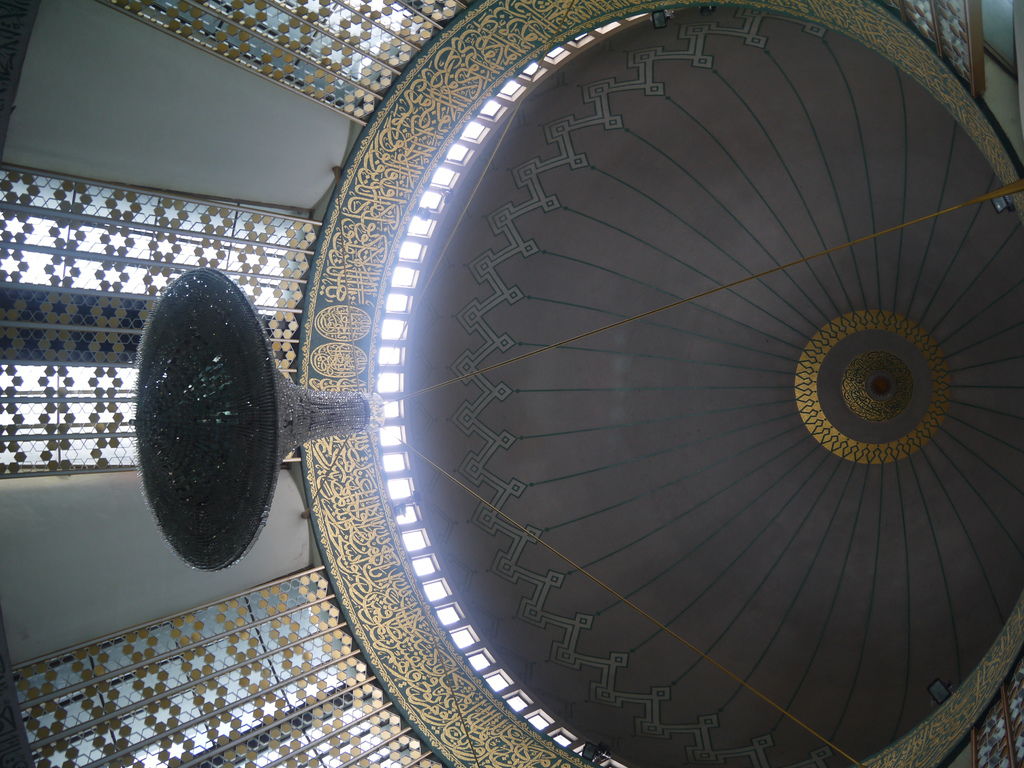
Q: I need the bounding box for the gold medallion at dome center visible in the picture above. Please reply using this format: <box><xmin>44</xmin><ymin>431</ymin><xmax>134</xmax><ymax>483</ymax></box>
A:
<box><xmin>794</xmin><ymin>310</ymin><xmax>949</xmax><ymax>464</ymax></box>
<box><xmin>841</xmin><ymin>350</ymin><xmax>913</xmax><ymax>421</ymax></box>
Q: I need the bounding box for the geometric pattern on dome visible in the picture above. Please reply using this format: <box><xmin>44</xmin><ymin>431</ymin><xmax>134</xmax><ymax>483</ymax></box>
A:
<box><xmin>324</xmin><ymin>24</ymin><xmax>638</xmax><ymax>761</ymax></box>
<box><xmin>400</xmin><ymin>10</ymin><xmax>1022</xmax><ymax>768</ymax></box>
<box><xmin>300</xmin><ymin>2</ymin><xmax>1023</xmax><ymax>768</ymax></box>
<box><xmin>423</xmin><ymin>14</ymin><xmax>845</xmax><ymax>763</ymax></box>
<box><xmin>795</xmin><ymin>310</ymin><xmax>949</xmax><ymax>463</ymax></box>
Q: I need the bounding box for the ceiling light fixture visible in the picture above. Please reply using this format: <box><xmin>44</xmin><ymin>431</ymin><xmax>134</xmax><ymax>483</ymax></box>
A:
<box><xmin>992</xmin><ymin>194</ymin><xmax>1016</xmax><ymax>213</ymax></box>
<box><xmin>928</xmin><ymin>679</ymin><xmax>954</xmax><ymax>705</ymax></box>
<box><xmin>581</xmin><ymin>742</ymin><xmax>612</xmax><ymax>764</ymax></box>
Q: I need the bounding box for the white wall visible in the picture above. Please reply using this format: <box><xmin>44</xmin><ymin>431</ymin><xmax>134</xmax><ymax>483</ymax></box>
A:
<box><xmin>984</xmin><ymin>56</ymin><xmax>1024</xmax><ymax>161</ymax></box>
<box><xmin>4</xmin><ymin>0</ymin><xmax>353</xmax><ymax>209</ymax></box>
<box><xmin>0</xmin><ymin>469</ymin><xmax>311</xmax><ymax>664</ymax></box>
<box><xmin>1017</xmin><ymin>0</ymin><xmax>1024</xmax><ymax>146</ymax></box>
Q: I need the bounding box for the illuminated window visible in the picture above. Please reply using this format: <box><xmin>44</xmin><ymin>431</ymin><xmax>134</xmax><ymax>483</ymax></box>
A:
<box><xmin>381</xmin><ymin>319</ymin><xmax>408</xmax><ymax>340</ymax></box>
<box><xmin>381</xmin><ymin>452</ymin><xmax>409</xmax><ymax>472</ymax></box>
<box><xmin>388</xmin><ymin>477</ymin><xmax>414</xmax><ymax>500</ymax></box>
<box><xmin>422</xmin><ymin>579</ymin><xmax>451</xmax><ymax>602</ymax></box>
<box><xmin>419</xmin><ymin>190</ymin><xmax>444</xmax><ymax>211</ymax></box>
<box><xmin>400</xmin><ymin>528</ymin><xmax>429</xmax><ymax>551</ymax></box>
<box><xmin>461</xmin><ymin>121</ymin><xmax>488</xmax><ymax>142</ymax></box>
<box><xmin>450</xmin><ymin>626</ymin><xmax>479</xmax><ymax>649</ymax></box>
<box><xmin>379</xmin><ymin>425</ymin><xmax>406</xmax><ymax>447</ymax></box>
<box><xmin>550</xmin><ymin>728</ymin><xmax>577</xmax><ymax>747</ymax></box>
<box><xmin>382</xmin><ymin>400</ymin><xmax>404</xmax><ymax>420</ymax></box>
<box><xmin>545</xmin><ymin>46</ymin><xmax>569</xmax><ymax>63</ymax></box>
<box><xmin>484</xmin><ymin>670</ymin><xmax>512</xmax><ymax>692</ymax></box>
<box><xmin>467</xmin><ymin>650</ymin><xmax>493</xmax><ymax>671</ymax></box>
<box><xmin>378</xmin><ymin>346</ymin><xmax>404</xmax><ymax>366</ymax></box>
<box><xmin>391</xmin><ymin>266</ymin><xmax>419</xmax><ymax>289</ymax></box>
<box><xmin>386</xmin><ymin>293</ymin><xmax>412</xmax><ymax>313</ymax></box>
<box><xmin>407</xmin><ymin>215</ymin><xmax>435</xmax><ymax>237</ymax></box>
<box><xmin>478</xmin><ymin>100</ymin><xmax>503</xmax><ymax>118</ymax></box>
<box><xmin>395</xmin><ymin>503</ymin><xmax>419</xmax><ymax>525</ymax></box>
<box><xmin>504</xmin><ymin>691</ymin><xmax>532</xmax><ymax>712</ymax></box>
<box><xmin>411</xmin><ymin>555</ymin><xmax>438</xmax><ymax>577</ymax></box>
<box><xmin>377</xmin><ymin>372</ymin><xmax>404</xmax><ymax>393</ymax></box>
<box><xmin>399</xmin><ymin>240</ymin><xmax>426</xmax><ymax>261</ymax></box>
<box><xmin>446</xmin><ymin>144</ymin><xmax>471</xmax><ymax>163</ymax></box>
<box><xmin>499</xmin><ymin>80</ymin><xmax>525</xmax><ymax>100</ymax></box>
<box><xmin>527</xmin><ymin>710</ymin><xmax>554</xmax><ymax>730</ymax></box>
<box><xmin>430</xmin><ymin>167</ymin><xmax>458</xmax><ymax>189</ymax></box>
<box><xmin>435</xmin><ymin>605</ymin><xmax>462</xmax><ymax>626</ymax></box>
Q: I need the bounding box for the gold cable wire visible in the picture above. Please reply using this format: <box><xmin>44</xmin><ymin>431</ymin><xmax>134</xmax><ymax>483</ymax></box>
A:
<box><xmin>447</xmin><ymin>670</ymin><xmax>485</xmax><ymax>768</ymax></box>
<box><xmin>393</xmin><ymin>431</ymin><xmax>867</xmax><ymax>768</ymax></box>
<box><xmin>376</xmin><ymin>179</ymin><xmax>1022</xmax><ymax>764</ymax></box>
<box><xmin>560</xmin><ymin>0</ymin><xmax>578</xmax><ymax>28</ymax></box>
<box><xmin>404</xmin><ymin>178</ymin><xmax>1024</xmax><ymax>400</ymax></box>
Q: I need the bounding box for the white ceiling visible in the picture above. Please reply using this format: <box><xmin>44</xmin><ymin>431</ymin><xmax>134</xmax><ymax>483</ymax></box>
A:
<box><xmin>0</xmin><ymin>470</ymin><xmax>311</xmax><ymax>664</ymax></box>
<box><xmin>5</xmin><ymin>0</ymin><xmax>355</xmax><ymax>210</ymax></box>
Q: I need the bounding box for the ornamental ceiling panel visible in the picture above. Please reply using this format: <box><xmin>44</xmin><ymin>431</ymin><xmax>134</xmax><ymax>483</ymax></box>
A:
<box><xmin>402</xmin><ymin>10</ymin><xmax>1024</xmax><ymax>768</ymax></box>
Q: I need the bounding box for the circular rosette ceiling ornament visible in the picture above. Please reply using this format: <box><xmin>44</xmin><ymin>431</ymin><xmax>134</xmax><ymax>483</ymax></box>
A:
<box><xmin>794</xmin><ymin>310</ymin><xmax>949</xmax><ymax>463</ymax></box>
<box><xmin>841</xmin><ymin>350</ymin><xmax>913</xmax><ymax>420</ymax></box>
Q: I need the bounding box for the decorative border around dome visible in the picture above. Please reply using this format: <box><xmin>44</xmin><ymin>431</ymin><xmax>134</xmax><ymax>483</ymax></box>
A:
<box><xmin>795</xmin><ymin>310</ymin><xmax>949</xmax><ymax>464</ymax></box>
<box><xmin>299</xmin><ymin>3</ymin><xmax>1024</xmax><ymax>768</ymax></box>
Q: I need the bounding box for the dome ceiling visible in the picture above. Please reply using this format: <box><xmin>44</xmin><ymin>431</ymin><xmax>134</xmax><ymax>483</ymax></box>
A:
<box><xmin>404</xmin><ymin>9</ymin><xmax>1024</xmax><ymax>768</ymax></box>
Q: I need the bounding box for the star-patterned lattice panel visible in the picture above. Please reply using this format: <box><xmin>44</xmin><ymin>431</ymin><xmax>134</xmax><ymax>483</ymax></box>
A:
<box><xmin>0</xmin><ymin>364</ymin><xmax>136</xmax><ymax>473</ymax></box>
<box><xmin>0</xmin><ymin>166</ymin><xmax>317</xmax><ymax>474</ymax></box>
<box><xmin>14</xmin><ymin>568</ymin><xmax>448</xmax><ymax>768</ymax></box>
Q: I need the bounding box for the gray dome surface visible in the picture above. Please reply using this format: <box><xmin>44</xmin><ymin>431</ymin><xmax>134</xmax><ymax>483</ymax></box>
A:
<box><xmin>405</xmin><ymin>10</ymin><xmax>1024</xmax><ymax>768</ymax></box>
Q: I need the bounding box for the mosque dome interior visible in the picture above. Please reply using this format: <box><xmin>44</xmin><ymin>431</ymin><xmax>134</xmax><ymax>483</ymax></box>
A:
<box><xmin>0</xmin><ymin>2</ymin><xmax>1023</xmax><ymax>768</ymax></box>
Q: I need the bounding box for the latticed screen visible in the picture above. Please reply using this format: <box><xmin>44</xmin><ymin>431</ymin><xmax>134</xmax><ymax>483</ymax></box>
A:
<box><xmin>894</xmin><ymin>0</ymin><xmax>974</xmax><ymax>83</ymax></box>
<box><xmin>0</xmin><ymin>364</ymin><xmax>137</xmax><ymax>472</ymax></box>
<box><xmin>978</xmin><ymin>699</ymin><xmax>1012</xmax><ymax>768</ymax></box>
<box><xmin>932</xmin><ymin>0</ymin><xmax>972</xmax><ymax>79</ymax></box>
<box><xmin>0</xmin><ymin>165</ymin><xmax>318</xmax><ymax>475</ymax></box>
<box><xmin>1008</xmin><ymin>660</ymin><xmax>1024</xmax><ymax>766</ymax></box>
<box><xmin>970</xmin><ymin>654</ymin><xmax>1024</xmax><ymax>768</ymax></box>
<box><xmin>13</xmin><ymin>567</ymin><xmax>445</xmax><ymax>768</ymax></box>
